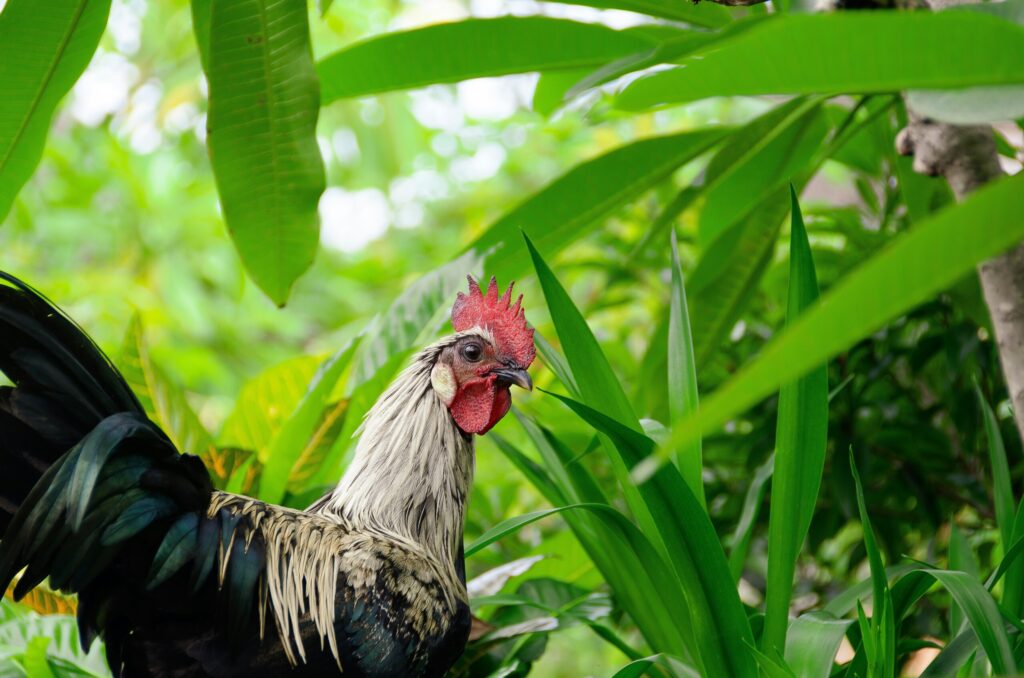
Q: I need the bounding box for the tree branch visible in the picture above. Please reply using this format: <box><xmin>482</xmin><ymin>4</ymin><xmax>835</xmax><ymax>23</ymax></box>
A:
<box><xmin>895</xmin><ymin>4</ymin><xmax>1024</xmax><ymax>446</ymax></box>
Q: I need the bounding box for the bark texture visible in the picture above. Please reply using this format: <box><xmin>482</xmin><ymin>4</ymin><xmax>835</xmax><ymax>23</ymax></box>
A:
<box><xmin>894</xmin><ymin>62</ymin><xmax>1024</xmax><ymax>448</ymax></box>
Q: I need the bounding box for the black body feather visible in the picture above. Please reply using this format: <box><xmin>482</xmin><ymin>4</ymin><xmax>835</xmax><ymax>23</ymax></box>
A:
<box><xmin>0</xmin><ymin>273</ymin><xmax>470</xmax><ymax>677</ymax></box>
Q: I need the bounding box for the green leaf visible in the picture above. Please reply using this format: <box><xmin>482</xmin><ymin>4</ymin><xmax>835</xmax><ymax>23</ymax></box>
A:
<box><xmin>947</xmin><ymin>523</ymin><xmax>978</xmax><ymax>634</ymax></box>
<box><xmin>611</xmin><ymin>654</ymin><xmax>700</xmax><ymax>678</ymax></box>
<box><xmin>785</xmin><ymin>612</ymin><xmax>852</xmax><ymax>678</ymax></box>
<box><xmin>258</xmin><ymin>338</ymin><xmax>360</xmax><ymax>504</ymax></box>
<box><xmin>698</xmin><ymin>99</ymin><xmax>828</xmax><ymax>247</ymax></box>
<box><xmin>667</xmin><ymin>232</ymin><xmax>704</xmax><ymax>508</ymax></box>
<box><xmin>850</xmin><ymin>452</ymin><xmax>895</xmax><ymax>678</ymax></box>
<box><xmin>526</xmin><ymin>235</ymin><xmax>639</xmax><ymax>430</ymax></box>
<box><xmin>506</xmin><ymin>416</ymin><xmax>697</xmax><ymax>658</ymax></box>
<box><xmin>689</xmin><ymin>186</ymin><xmax>790</xmax><ymax>368</ymax></box>
<box><xmin>923</xmin><ymin>569</ymin><xmax>1017</xmax><ymax>674</ymax></box>
<box><xmin>467</xmin><ymin>503</ymin><xmax>628</xmax><ymax>557</ymax></box>
<box><xmin>907</xmin><ymin>86</ymin><xmax>1024</xmax><ymax>125</ymax></box>
<box><xmin>654</xmin><ymin>169</ymin><xmax>1024</xmax><ymax>473</ymax></box>
<box><xmin>117</xmin><ymin>315</ymin><xmax>215</xmax><ymax>459</ymax></box>
<box><xmin>617</xmin><ymin>12</ymin><xmax>1024</xmax><ymax>109</ymax></box>
<box><xmin>978</xmin><ymin>386</ymin><xmax>1015</xmax><ymax>551</ymax></box>
<box><xmin>218</xmin><ymin>354</ymin><xmax>323</xmax><ymax>454</ymax></box>
<box><xmin>547</xmin><ymin>391</ymin><xmax>757</xmax><ymax>678</ymax></box>
<box><xmin>481</xmin><ymin>130</ymin><xmax>726</xmax><ymax>283</ymax></box>
<box><xmin>347</xmin><ymin>130</ymin><xmax>723</xmax><ymax>390</ymax></box>
<box><xmin>544</xmin><ymin>0</ymin><xmax>730</xmax><ymax>28</ymax></box>
<box><xmin>206</xmin><ymin>0</ymin><xmax>325</xmax><ymax>305</ymax></box>
<box><xmin>318</xmin><ymin>18</ymin><xmax>657</xmax><ymax>103</ymax></box>
<box><xmin>727</xmin><ymin>454</ymin><xmax>773</xmax><ymax>582</ymax></box>
<box><xmin>0</xmin><ymin>0</ymin><xmax>112</xmax><ymax>222</ymax></box>
<box><xmin>762</xmin><ymin>189</ymin><xmax>829</xmax><ymax>655</ymax></box>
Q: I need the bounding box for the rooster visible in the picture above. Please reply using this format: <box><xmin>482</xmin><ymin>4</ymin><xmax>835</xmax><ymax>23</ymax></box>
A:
<box><xmin>0</xmin><ymin>272</ymin><xmax>535</xmax><ymax>677</ymax></box>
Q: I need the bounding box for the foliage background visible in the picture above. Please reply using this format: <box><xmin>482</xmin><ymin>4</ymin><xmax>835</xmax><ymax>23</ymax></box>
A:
<box><xmin>2</xmin><ymin>0</ymin><xmax>1024</xmax><ymax>675</ymax></box>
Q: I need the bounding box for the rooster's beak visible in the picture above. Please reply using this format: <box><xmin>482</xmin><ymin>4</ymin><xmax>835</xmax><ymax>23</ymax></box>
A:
<box><xmin>494</xmin><ymin>368</ymin><xmax>532</xmax><ymax>391</ymax></box>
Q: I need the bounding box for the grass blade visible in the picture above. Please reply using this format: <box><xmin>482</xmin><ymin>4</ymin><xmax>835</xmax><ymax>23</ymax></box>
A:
<box><xmin>668</xmin><ymin>232</ymin><xmax>704</xmax><ymax>507</ymax></box>
<box><xmin>762</xmin><ymin>189</ymin><xmax>829</xmax><ymax>655</ymax></box>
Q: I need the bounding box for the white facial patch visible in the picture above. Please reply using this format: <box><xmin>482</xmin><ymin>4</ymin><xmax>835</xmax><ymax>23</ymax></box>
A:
<box><xmin>430</xmin><ymin>362</ymin><xmax>457</xmax><ymax>406</ymax></box>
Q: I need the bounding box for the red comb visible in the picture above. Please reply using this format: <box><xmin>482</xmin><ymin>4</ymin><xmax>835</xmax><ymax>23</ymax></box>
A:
<box><xmin>452</xmin><ymin>276</ymin><xmax>535</xmax><ymax>368</ymax></box>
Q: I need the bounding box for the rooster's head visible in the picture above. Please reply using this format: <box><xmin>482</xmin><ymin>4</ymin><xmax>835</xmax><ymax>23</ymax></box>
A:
<box><xmin>431</xmin><ymin>276</ymin><xmax>536</xmax><ymax>435</ymax></box>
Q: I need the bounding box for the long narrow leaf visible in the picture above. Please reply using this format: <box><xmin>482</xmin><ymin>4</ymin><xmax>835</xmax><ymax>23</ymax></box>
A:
<box><xmin>762</xmin><ymin>189</ymin><xmax>829</xmax><ymax>655</ymax></box>
<box><xmin>548</xmin><ymin>391</ymin><xmax>757</xmax><ymax>677</ymax></box>
<box><xmin>617</xmin><ymin>12</ymin><xmax>1024</xmax><ymax>109</ymax></box>
<box><xmin>318</xmin><ymin>18</ymin><xmax>657</xmax><ymax>102</ymax></box>
<box><xmin>668</xmin><ymin>232</ymin><xmax>704</xmax><ymax>508</ymax></box>
<box><xmin>650</xmin><ymin>169</ymin><xmax>1024</xmax><ymax>476</ymax></box>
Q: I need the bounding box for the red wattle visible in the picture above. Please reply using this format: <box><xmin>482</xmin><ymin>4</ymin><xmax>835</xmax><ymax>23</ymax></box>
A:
<box><xmin>449</xmin><ymin>377</ymin><xmax>512</xmax><ymax>435</ymax></box>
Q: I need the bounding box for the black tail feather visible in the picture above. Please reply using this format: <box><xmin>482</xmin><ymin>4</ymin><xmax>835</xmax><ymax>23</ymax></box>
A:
<box><xmin>0</xmin><ymin>271</ymin><xmax>145</xmax><ymax>531</ymax></box>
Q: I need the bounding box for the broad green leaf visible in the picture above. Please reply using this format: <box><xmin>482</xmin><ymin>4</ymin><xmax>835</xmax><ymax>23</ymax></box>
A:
<box><xmin>785</xmin><ymin>612</ymin><xmax>852</xmax><ymax>678</ymax></box>
<box><xmin>762</xmin><ymin>190</ymin><xmax>829</xmax><ymax>655</ymax></box>
<box><xmin>906</xmin><ymin>0</ymin><xmax>1024</xmax><ymax>124</ymax></box>
<box><xmin>545</xmin><ymin>0</ymin><xmax>730</xmax><ymax>28</ymax></box>
<box><xmin>259</xmin><ymin>338</ymin><xmax>360</xmax><ymax>504</ymax></box>
<box><xmin>652</xmin><ymin>170</ymin><xmax>1024</xmax><ymax>474</ymax></box>
<box><xmin>667</xmin><ymin>232</ymin><xmax>704</xmax><ymax>508</ymax></box>
<box><xmin>548</xmin><ymin>391</ymin><xmax>757</xmax><ymax>677</ymax></box>
<box><xmin>318</xmin><ymin>18</ymin><xmax>657</xmax><ymax>103</ymax></box>
<box><xmin>617</xmin><ymin>13</ymin><xmax>1024</xmax><ymax>109</ymax></box>
<box><xmin>907</xmin><ymin>86</ymin><xmax>1024</xmax><ymax>125</ymax></box>
<box><xmin>206</xmin><ymin>0</ymin><xmax>325</xmax><ymax>305</ymax></box>
<box><xmin>0</xmin><ymin>0</ymin><xmax>112</xmax><ymax>223</ymax></box>
<box><xmin>287</xmin><ymin>399</ymin><xmax>348</xmax><ymax>492</ymax></box>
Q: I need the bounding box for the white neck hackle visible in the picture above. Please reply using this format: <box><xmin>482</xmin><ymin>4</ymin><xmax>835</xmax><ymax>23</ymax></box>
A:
<box><xmin>316</xmin><ymin>333</ymin><xmax>478</xmax><ymax>572</ymax></box>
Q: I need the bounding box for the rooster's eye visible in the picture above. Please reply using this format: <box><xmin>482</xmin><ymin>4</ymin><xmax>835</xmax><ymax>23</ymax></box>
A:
<box><xmin>461</xmin><ymin>343</ymin><xmax>483</xmax><ymax>362</ymax></box>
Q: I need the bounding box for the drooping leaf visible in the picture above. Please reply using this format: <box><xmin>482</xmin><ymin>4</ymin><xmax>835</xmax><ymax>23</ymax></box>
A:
<box><xmin>318</xmin><ymin>18</ymin><xmax>658</xmax><ymax>103</ymax></box>
<box><xmin>0</xmin><ymin>0</ymin><xmax>112</xmax><ymax>222</ymax></box>
<box><xmin>784</xmin><ymin>612</ymin><xmax>852</xmax><ymax>678</ymax></box>
<box><xmin>617</xmin><ymin>12</ymin><xmax>1024</xmax><ymax>109</ymax></box>
<box><xmin>205</xmin><ymin>0</ymin><xmax>326</xmax><ymax>304</ymax></box>
<box><xmin>762</xmin><ymin>189</ymin><xmax>829</xmax><ymax>656</ymax></box>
